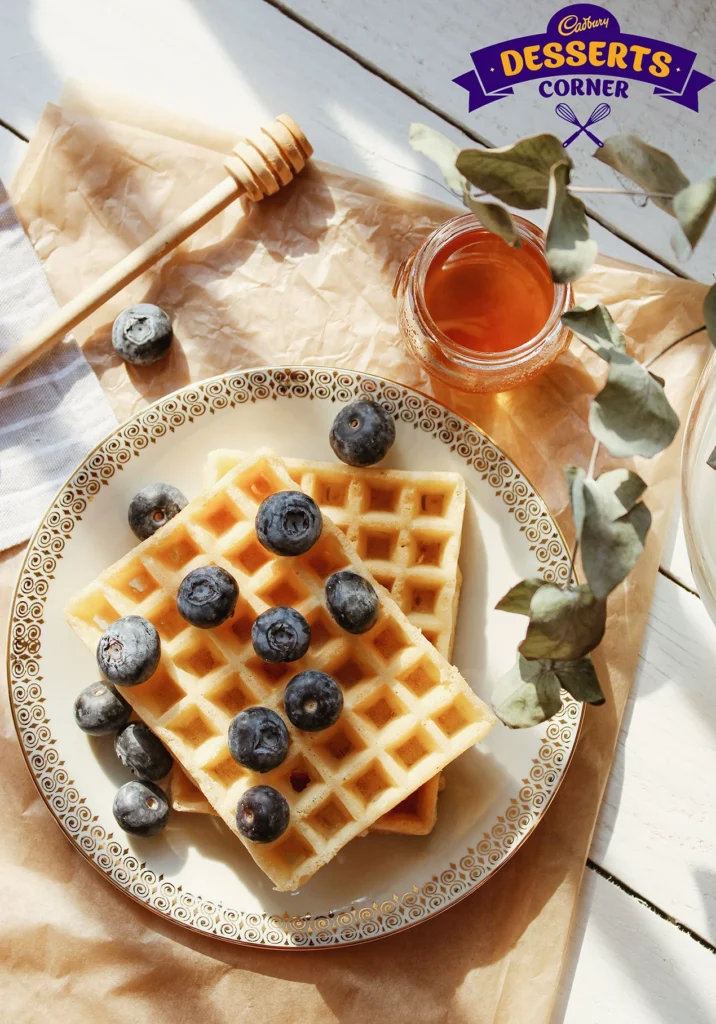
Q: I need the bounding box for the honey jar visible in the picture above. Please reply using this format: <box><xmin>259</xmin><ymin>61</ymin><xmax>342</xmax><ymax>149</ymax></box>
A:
<box><xmin>395</xmin><ymin>213</ymin><xmax>573</xmax><ymax>392</ymax></box>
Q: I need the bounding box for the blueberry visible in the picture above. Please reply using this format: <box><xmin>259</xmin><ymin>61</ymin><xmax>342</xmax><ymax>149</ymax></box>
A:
<box><xmin>128</xmin><ymin>482</ymin><xmax>187</xmax><ymax>540</ymax></box>
<box><xmin>255</xmin><ymin>491</ymin><xmax>322</xmax><ymax>556</ymax></box>
<box><xmin>115</xmin><ymin>722</ymin><xmax>172</xmax><ymax>781</ymax></box>
<box><xmin>329</xmin><ymin>400</ymin><xmax>396</xmax><ymax>467</ymax></box>
<box><xmin>325</xmin><ymin>570</ymin><xmax>379</xmax><ymax>635</ymax></box>
<box><xmin>284</xmin><ymin>671</ymin><xmax>343</xmax><ymax>732</ymax></box>
<box><xmin>112</xmin><ymin>304</ymin><xmax>173</xmax><ymax>366</ymax></box>
<box><xmin>97</xmin><ymin>616</ymin><xmax>161</xmax><ymax>687</ymax></box>
<box><xmin>113</xmin><ymin>780</ymin><xmax>169</xmax><ymax>837</ymax></box>
<box><xmin>236</xmin><ymin>785</ymin><xmax>290</xmax><ymax>844</ymax></box>
<box><xmin>73</xmin><ymin>681</ymin><xmax>132</xmax><ymax>735</ymax></box>
<box><xmin>177</xmin><ymin>565</ymin><xmax>238</xmax><ymax>628</ymax></box>
<box><xmin>228</xmin><ymin>707</ymin><xmax>290</xmax><ymax>772</ymax></box>
<box><xmin>252</xmin><ymin>606</ymin><xmax>311</xmax><ymax>663</ymax></box>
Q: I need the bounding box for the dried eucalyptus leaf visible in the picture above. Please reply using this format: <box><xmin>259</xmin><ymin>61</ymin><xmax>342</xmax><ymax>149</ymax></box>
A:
<box><xmin>554</xmin><ymin>656</ymin><xmax>605</xmax><ymax>705</ymax></box>
<box><xmin>463</xmin><ymin>193</ymin><xmax>521</xmax><ymax>247</ymax></box>
<box><xmin>581</xmin><ymin>481</ymin><xmax>651</xmax><ymax>598</ymax></box>
<box><xmin>589</xmin><ymin>351</ymin><xmax>680</xmax><ymax>458</ymax></box>
<box><xmin>671</xmin><ymin>221</ymin><xmax>692</xmax><ymax>263</ymax></box>
<box><xmin>519</xmin><ymin>584</ymin><xmax>606</xmax><ymax>661</ymax></box>
<box><xmin>456</xmin><ymin>135</ymin><xmax>568</xmax><ymax>210</ymax></box>
<box><xmin>545</xmin><ymin>162</ymin><xmax>598</xmax><ymax>283</ymax></box>
<box><xmin>561</xmin><ymin>304</ymin><xmax>627</xmax><ymax>362</ymax></box>
<box><xmin>705</xmin><ymin>283</ymin><xmax>716</xmax><ymax>348</ymax></box>
<box><xmin>649</xmin><ymin>371</ymin><xmax>666</xmax><ymax>388</ymax></box>
<box><xmin>567</xmin><ymin>466</ymin><xmax>646</xmax><ymax>546</ymax></box>
<box><xmin>492</xmin><ymin>656</ymin><xmax>562</xmax><ymax>728</ymax></box>
<box><xmin>594</xmin><ymin>468</ymin><xmax>647</xmax><ymax>518</ymax></box>
<box><xmin>595</xmin><ymin>135</ymin><xmax>689</xmax><ymax>215</ymax></box>
<box><xmin>708</xmin><ymin>445</ymin><xmax>716</xmax><ymax>470</ymax></box>
<box><xmin>565</xmin><ymin>464</ymin><xmax>586</xmax><ymax>537</ymax></box>
<box><xmin>409</xmin><ymin>123</ymin><xmax>466</xmax><ymax>194</ymax></box>
<box><xmin>495</xmin><ymin>577</ymin><xmax>547</xmax><ymax>615</ymax></box>
<box><xmin>673</xmin><ymin>178</ymin><xmax>716</xmax><ymax>251</ymax></box>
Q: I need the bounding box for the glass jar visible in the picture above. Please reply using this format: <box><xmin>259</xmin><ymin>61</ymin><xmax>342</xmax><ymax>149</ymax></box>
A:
<box><xmin>394</xmin><ymin>213</ymin><xmax>573</xmax><ymax>393</ymax></box>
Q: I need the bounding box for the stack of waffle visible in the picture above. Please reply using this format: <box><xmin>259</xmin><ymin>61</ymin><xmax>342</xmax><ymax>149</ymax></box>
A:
<box><xmin>66</xmin><ymin>449</ymin><xmax>495</xmax><ymax>891</ymax></box>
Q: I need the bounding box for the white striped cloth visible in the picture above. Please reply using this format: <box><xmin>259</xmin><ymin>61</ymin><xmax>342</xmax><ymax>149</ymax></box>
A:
<box><xmin>0</xmin><ymin>181</ymin><xmax>117</xmax><ymax>550</ymax></box>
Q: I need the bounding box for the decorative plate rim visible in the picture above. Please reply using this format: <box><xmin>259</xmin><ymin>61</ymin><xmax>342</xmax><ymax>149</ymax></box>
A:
<box><xmin>7</xmin><ymin>365</ymin><xmax>583</xmax><ymax>949</ymax></box>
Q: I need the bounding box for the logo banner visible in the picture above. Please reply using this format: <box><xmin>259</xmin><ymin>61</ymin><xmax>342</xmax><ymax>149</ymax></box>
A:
<box><xmin>454</xmin><ymin>3</ymin><xmax>714</xmax><ymax>113</ymax></box>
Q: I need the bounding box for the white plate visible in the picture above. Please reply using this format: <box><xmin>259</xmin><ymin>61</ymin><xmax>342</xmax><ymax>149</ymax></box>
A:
<box><xmin>8</xmin><ymin>367</ymin><xmax>582</xmax><ymax>948</ymax></box>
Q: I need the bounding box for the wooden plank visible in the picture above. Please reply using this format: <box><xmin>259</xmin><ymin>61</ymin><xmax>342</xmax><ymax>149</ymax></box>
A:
<box><xmin>0</xmin><ymin>0</ymin><xmax>671</xmax><ymax>273</ymax></box>
<box><xmin>558</xmin><ymin>867</ymin><xmax>716</xmax><ymax>1023</ymax></box>
<box><xmin>661</xmin><ymin>504</ymin><xmax>698</xmax><ymax>593</ymax></box>
<box><xmin>591</xmin><ymin>574</ymin><xmax>716</xmax><ymax>944</ymax></box>
<box><xmin>0</xmin><ymin>126</ymin><xmax>26</xmax><ymax>185</ymax></box>
<box><xmin>0</xmin><ymin>0</ymin><xmax>697</xmax><ymax>578</ymax></box>
<box><xmin>284</xmin><ymin>0</ymin><xmax>716</xmax><ymax>281</ymax></box>
<box><xmin>0</xmin><ymin>0</ymin><xmax>699</xmax><ymax>573</ymax></box>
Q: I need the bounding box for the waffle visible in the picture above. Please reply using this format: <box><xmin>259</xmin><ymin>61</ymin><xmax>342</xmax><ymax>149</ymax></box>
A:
<box><xmin>203</xmin><ymin>450</ymin><xmax>465</xmax><ymax>659</ymax></box>
<box><xmin>66</xmin><ymin>450</ymin><xmax>495</xmax><ymax>891</ymax></box>
<box><xmin>170</xmin><ymin>761</ymin><xmax>445</xmax><ymax>835</ymax></box>
<box><xmin>170</xmin><ymin>449</ymin><xmax>466</xmax><ymax>834</ymax></box>
<box><xmin>170</xmin><ymin>754</ymin><xmax>445</xmax><ymax>835</ymax></box>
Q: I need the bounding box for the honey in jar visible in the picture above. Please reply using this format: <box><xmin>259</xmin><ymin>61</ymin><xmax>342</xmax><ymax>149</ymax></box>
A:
<box><xmin>395</xmin><ymin>214</ymin><xmax>573</xmax><ymax>393</ymax></box>
<box><xmin>422</xmin><ymin>227</ymin><xmax>555</xmax><ymax>354</ymax></box>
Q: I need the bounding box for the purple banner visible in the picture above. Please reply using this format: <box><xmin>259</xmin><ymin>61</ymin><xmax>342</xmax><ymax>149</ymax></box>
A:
<box><xmin>454</xmin><ymin>3</ymin><xmax>713</xmax><ymax>113</ymax></box>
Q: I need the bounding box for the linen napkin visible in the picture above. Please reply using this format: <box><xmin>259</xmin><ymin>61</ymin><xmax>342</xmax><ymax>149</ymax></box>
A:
<box><xmin>0</xmin><ymin>180</ymin><xmax>116</xmax><ymax>549</ymax></box>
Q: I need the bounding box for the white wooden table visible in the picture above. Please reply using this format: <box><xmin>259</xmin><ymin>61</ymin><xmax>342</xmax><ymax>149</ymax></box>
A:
<box><xmin>1</xmin><ymin>2</ymin><xmax>715</xmax><ymax>1019</ymax></box>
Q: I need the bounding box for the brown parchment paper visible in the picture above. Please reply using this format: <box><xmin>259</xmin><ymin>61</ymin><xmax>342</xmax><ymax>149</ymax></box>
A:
<box><xmin>1</xmin><ymin>90</ymin><xmax>710</xmax><ymax>1023</ymax></box>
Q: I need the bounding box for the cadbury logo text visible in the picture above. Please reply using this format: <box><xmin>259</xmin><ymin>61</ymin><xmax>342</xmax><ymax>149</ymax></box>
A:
<box><xmin>558</xmin><ymin>14</ymin><xmax>610</xmax><ymax>36</ymax></box>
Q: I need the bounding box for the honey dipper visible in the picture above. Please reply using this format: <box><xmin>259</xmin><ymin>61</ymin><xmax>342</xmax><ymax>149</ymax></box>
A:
<box><xmin>0</xmin><ymin>114</ymin><xmax>312</xmax><ymax>387</ymax></box>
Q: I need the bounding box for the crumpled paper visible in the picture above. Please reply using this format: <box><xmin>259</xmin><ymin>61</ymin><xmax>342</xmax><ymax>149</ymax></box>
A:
<box><xmin>1</xmin><ymin>88</ymin><xmax>709</xmax><ymax>1023</ymax></box>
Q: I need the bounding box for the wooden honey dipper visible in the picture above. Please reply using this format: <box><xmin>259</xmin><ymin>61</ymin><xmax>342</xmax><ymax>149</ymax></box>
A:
<box><xmin>0</xmin><ymin>114</ymin><xmax>312</xmax><ymax>387</ymax></box>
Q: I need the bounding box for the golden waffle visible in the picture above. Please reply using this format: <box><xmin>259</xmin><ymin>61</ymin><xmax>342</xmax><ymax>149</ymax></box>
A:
<box><xmin>170</xmin><ymin>753</ymin><xmax>447</xmax><ymax>835</ymax></box>
<box><xmin>203</xmin><ymin>450</ymin><xmax>465</xmax><ymax>659</ymax></box>
<box><xmin>66</xmin><ymin>450</ymin><xmax>495</xmax><ymax>891</ymax></box>
<box><xmin>170</xmin><ymin>449</ymin><xmax>466</xmax><ymax>834</ymax></box>
<box><xmin>170</xmin><ymin>759</ymin><xmax>444</xmax><ymax>835</ymax></box>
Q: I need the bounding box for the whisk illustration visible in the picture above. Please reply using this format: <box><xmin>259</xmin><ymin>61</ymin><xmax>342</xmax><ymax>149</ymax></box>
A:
<box><xmin>555</xmin><ymin>103</ymin><xmax>611</xmax><ymax>148</ymax></box>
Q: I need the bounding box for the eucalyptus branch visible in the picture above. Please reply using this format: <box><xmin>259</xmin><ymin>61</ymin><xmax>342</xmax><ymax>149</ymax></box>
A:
<box><xmin>469</xmin><ymin>185</ymin><xmax>675</xmax><ymax>200</ymax></box>
<box><xmin>409</xmin><ymin>124</ymin><xmax>716</xmax><ymax>727</ymax></box>
<box><xmin>566</xmin><ymin>538</ymin><xmax>580</xmax><ymax>589</ymax></box>
<box><xmin>570</xmin><ymin>187</ymin><xmax>674</xmax><ymax>198</ymax></box>
<box><xmin>586</xmin><ymin>437</ymin><xmax>601</xmax><ymax>479</ymax></box>
<box><xmin>643</xmin><ymin>324</ymin><xmax>708</xmax><ymax>369</ymax></box>
<box><xmin>566</xmin><ymin>437</ymin><xmax>601</xmax><ymax>587</ymax></box>
<box><xmin>411</xmin><ymin>125</ymin><xmax>716</xmax><ymax>279</ymax></box>
<box><xmin>492</xmin><ymin>297</ymin><xmax>689</xmax><ymax>726</ymax></box>
<box><xmin>565</xmin><ymin>322</ymin><xmax>690</xmax><ymax>585</ymax></box>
